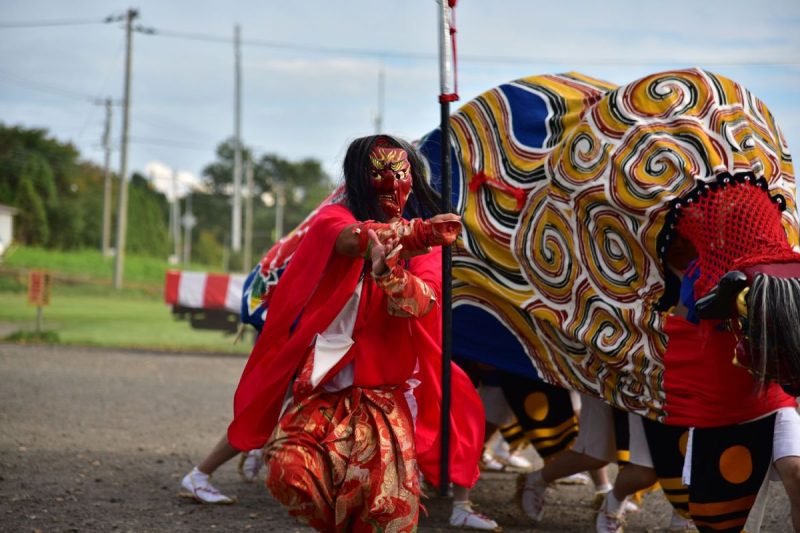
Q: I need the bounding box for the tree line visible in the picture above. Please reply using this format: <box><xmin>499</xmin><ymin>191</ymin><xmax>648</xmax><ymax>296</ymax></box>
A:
<box><xmin>0</xmin><ymin>123</ymin><xmax>332</xmax><ymax>270</ymax></box>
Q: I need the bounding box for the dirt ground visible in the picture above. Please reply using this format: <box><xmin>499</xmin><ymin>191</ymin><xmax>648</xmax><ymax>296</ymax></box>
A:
<box><xmin>0</xmin><ymin>343</ymin><xmax>793</xmax><ymax>532</ymax></box>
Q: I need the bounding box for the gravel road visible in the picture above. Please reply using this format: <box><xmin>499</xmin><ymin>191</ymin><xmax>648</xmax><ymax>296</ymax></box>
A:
<box><xmin>0</xmin><ymin>343</ymin><xmax>793</xmax><ymax>532</ymax></box>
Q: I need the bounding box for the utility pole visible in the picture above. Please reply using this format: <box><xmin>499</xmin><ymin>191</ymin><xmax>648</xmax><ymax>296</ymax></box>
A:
<box><xmin>182</xmin><ymin>193</ymin><xmax>195</xmax><ymax>265</ymax></box>
<box><xmin>113</xmin><ymin>8</ymin><xmax>137</xmax><ymax>289</ymax></box>
<box><xmin>100</xmin><ymin>97</ymin><xmax>113</xmax><ymax>256</ymax></box>
<box><xmin>170</xmin><ymin>168</ymin><xmax>181</xmax><ymax>262</ymax></box>
<box><xmin>274</xmin><ymin>181</ymin><xmax>286</xmax><ymax>242</ymax></box>
<box><xmin>374</xmin><ymin>67</ymin><xmax>385</xmax><ymax>134</ymax></box>
<box><xmin>231</xmin><ymin>24</ymin><xmax>243</xmax><ymax>254</ymax></box>
<box><xmin>243</xmin><ymin>156</ymin><xmax>254</xmax><ymax>270</ymax></box>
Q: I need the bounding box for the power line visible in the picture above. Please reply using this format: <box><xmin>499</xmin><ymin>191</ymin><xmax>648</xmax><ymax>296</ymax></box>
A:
<box><xmin>0</xmin><ymin>16</ymin><xmax>119</xmax><ymax>29</ymax></box>
<box><xmin>138</xmin><ymin>26</ymin><xmax>800</xmax><ymax>67</ymax></box>
<box><xmin>0</xmin><ymin>74</ymin><xmax>111</xmax><ymax>103</ymax></box>
<box><xmin>128</xmin><ymin>136</ymin><xmax>215</xmax><ymax>151</ymax></box>
<box><xmin>2</xmin><ymin>16</ymin><xmax>796</xmax><ymax>67</ymax></box>
<box><xmin>144</xmin><ymin>27</ymin><xmax>434</xmax><ymax>60</ymax></box>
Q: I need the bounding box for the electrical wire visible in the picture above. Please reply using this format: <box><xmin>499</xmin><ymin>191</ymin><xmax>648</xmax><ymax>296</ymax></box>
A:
<box><xmin>0</xmin><ymin>74</ymin><xmax>104</xmax><ymax>103</ymax></box>
<box><xmin>128</xmin><ymin>136</ymin><xmax>215</xmax><ymax>151</ymax></box>
<box><xmin>140</xmin><ymin>26</ymin><xmax>800</xmax><ymax>67</ymax></box>
<box><xmin>2</xmin><ymin>16</ymin><xmax>797</xmax><ymax>66</ymax></box>
<box><xmin>0</xmin><ymin>17</ymin><xmax>116</xmax><ymax>29</ymax></box>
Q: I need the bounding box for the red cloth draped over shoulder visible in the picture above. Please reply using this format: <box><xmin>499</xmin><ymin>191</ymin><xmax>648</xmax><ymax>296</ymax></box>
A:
<box><xmin>662</xmin><ymin>315</ymin><xmax>797</xmax><ymax>428</ymax></box>
<box><xmin>228</xmin><ymin>204</ymin><xmax>360</xmax><ymax>451</ymax></box>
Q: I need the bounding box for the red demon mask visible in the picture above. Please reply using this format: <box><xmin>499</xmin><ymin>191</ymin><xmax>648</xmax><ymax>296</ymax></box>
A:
<box><xmin>369</xmin><ymin>143</ymin><xmax>412</xmax><ymax>219</ymax></box>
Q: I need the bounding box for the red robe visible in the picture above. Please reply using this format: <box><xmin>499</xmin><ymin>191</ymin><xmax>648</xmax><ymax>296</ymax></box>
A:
<box><xmin>662</xmin><ymin>315</ymin><xmax>796</xmax><ymax>427</ymax></box>
<box><xmin>228</xmin><ymin>203</ymin><xmax>483</xmax><ymax>489</ymax></box>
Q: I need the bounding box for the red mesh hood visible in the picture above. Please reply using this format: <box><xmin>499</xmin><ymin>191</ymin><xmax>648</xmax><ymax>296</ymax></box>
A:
<box><xmin>675</xmin><ymin>175</ymin><xmax>800</xmax><ymax>298</ymax></box>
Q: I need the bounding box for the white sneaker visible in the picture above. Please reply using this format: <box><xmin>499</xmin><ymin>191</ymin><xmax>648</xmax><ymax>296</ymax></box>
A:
<box><xmin>667</xmin><ymin>510</ymin><xmax>697</xmax><ymax>532</ymax></box>
<box><xmin>518</xmin><ymin>472</ymin><xmax>547</xmax><ymax>522</ymax></box>
<box><xmin>238</xmin><ymin>449</ymin><xmax>264</xmax><ymax>482</ymax></box>
<box><xmin>596</xmin><ymin>494</ymin><xmax>624</xmax><ymax>533</ymax></box>
<box><xmin>179</xmin><ymin>467</ymin><xmax>235</xmax><ymax>504</ymax></box>
<box><xmin>592</xmin><ymin>486</ymin><xmax>612</xmax><ymax>510</ymax></box>
<box><xmin>480</xmin><ymin>451</ymin><xmax>505</xmax><ymax>471</ymax></box>
<box><xmin>449</xmin><ymin>502</ymin><xmax>501</xmax><ymax>531</ymax></box>
<box><xmin>621</xmin><ymin>497</ymin><xmax>640</xmax><ymax>515</ymax></box>
<box><xmin>596</xmin><ymin>509</ymin><xmax>624</xmax><ymax>533</ymax></box>
<box><xmin>556</xmin><ymin>472</ymin><xmax>590</xmax><ymax>485</ymax></box>
<box><xmin>504</xmin><ymin>451</ymin><xmax>533</xmax><ymax>471</ymax></box>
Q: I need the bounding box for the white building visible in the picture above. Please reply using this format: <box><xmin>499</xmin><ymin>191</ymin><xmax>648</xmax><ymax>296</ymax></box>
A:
<box><xmin>0</xmin><ymin>204</ymin><xmax>18</xmax><ymax>257</ymax></box>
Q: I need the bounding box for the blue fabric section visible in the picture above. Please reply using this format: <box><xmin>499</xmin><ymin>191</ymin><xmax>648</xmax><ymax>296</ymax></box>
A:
<box><xmin>241</xmin><ymin>262</ymin><xmax>265</xmax><ymax>332</ymax></box>
<box><xmin>453</xmin><ymin>304</ymin><xmax>539</xmax><ymax>379</ymax></box>
<box><xmin>680</xmin><ymin>260</ymin><xmax>701</xmax><ymax>324</ymax></box>
<box><xmin>499</xmin><ymin>84</ymin><xmax>549</xmax><ymax>148</ymax></box>
<box><xmin>417</xmin><ymin>128</ymin><xmax>462</xmax><ymax>209</ymax></box>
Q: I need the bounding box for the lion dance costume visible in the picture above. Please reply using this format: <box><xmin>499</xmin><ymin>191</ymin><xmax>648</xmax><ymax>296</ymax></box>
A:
<box><xmin>417</xmin><ymin>68</ymin><xmax>800</xmax><ymax>531</ymax></box>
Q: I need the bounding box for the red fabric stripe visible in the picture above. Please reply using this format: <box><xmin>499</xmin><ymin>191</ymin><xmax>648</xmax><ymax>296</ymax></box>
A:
<box><xmin>164</xmin><ymin>270</ymin><xmax>180</xmax><ymax>305</ymax></box>
<box><xmin>662</xmin><ymin>315</ymin><xmax>796</xmax><ymax>427</ymax></box>
<box><xmin>204</xmin><ymin>274</ymin><xmax>230</xmax><ymax>309</ymax></box>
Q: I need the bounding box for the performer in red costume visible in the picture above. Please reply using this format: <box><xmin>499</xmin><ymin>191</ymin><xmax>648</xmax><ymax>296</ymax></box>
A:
<box><xmin>182</xmin><ymin>135</ymin><xmax>490</xmax><ymax>532</ymax></box>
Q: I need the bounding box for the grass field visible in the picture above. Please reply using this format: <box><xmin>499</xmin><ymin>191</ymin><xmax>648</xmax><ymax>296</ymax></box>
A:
<box><xmin>2</xmin><ymin>245</ymin><xmax>231</xmax><ymax>289</ymax></box>
<box><xmin>0</xmin><ymin>289</ymin><xmax>251</xmax><ymax>354</ymax></box>
<box><xmin>0</xmin><ymin>246</ymin><xmax>252</xmax><ymax>354</ymax></box>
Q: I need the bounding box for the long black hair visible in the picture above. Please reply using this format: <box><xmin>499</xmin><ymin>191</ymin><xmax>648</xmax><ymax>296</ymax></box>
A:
<box><xmin>342</xmin><ymin>134</ymin><xmax>442</xmax><ymax>222</ymax></box>
<box><xmin>745</xmin><ymin>273</ymin><xmax>800</xmax><ymax>394</ymax></box>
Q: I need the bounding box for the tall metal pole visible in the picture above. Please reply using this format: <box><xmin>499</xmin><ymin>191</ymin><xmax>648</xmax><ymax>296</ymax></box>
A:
<box><xmin>232</xmin><ymin>24</ymin><xmax>243</xmax><ymax>255</ymax></box>
<box><xmin>100</xmin><ymin>97</ymin><xmax>113</xmax><ymax>256</ymax></box>
<box><xmin>275</xmin><ymin>181</ymin><xmax>285</xmax><ymax>241</ymax></box>
<box><xmin>182</xmin><ymin>193</ymin><xmax>194</xmax><ymax>265</ymax></box>
<box><xmin>243</xmin><ymin>156</ymin><xmax>254</xmax><ymax>270</ymax></box>
<box><xmin>374</xmin><ymin>67</ymin><xmax>385</xmax><ymax>134</ymax></box>
<box><xmin>171</xmin><ymin>168</ymin><xmax>181</xmax><ymax>260</ymax></box>
<box><xmin>113</xmin><ymin>8</ymin><xmax>137</xmax><ymax>289</ymax></box>
<box><xmin>437</xmin><ymin>0</ymin><xmax>455</xmax><ymax>496</ymax></box>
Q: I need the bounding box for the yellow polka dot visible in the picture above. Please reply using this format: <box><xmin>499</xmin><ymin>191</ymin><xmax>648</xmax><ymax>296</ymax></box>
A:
<box><xmin>719</xmin><ymin>445</ymin><xmax>752</xmax><ymax>484</ymax></box>
<box><xmin>678</xmin><ymin>431</ymin><xmax>689</xmax><ymax>457</ymax></box>
<box><xmin>524</xmin><ymin>392</ymin><xmax>549</xmax><ymax>422</ymax></box>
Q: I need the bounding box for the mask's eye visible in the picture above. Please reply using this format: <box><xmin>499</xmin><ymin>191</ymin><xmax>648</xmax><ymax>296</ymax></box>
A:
<box><xmin>394</xmin><ymin>171</ymin><xmax>405</xmax><ymax>180</ymax></box>
<box><xmin>370</xmin><ymin>170</ymin><xmax>380</xmax><ymax>179</ymax></box>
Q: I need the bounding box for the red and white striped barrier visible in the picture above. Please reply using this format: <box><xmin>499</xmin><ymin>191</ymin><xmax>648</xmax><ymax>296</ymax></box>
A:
<box><xmin>164</xmin><ymin>270</ymin><xmax>245</xmax><ymax>314</ymax></box>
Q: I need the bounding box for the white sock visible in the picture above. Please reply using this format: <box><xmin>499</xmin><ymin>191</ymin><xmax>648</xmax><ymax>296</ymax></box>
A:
<box><xmin>453</xmin><ymin>500</ymin><xmax>472</xmax><ymax>511</ymax></box>
<box><xmin>595</xmin><ymin>483</ymin><xmax>613</xmax><ymax>494</ymax></box>
<box><xmin>192</xmin><ymin>466</ymin><xmax>209</xmax><ymax>479</ymax></box>
<box><xmin>605</xmin><ymin>492</ymin><xmax>623</xmax><ymax>515</ymax></box>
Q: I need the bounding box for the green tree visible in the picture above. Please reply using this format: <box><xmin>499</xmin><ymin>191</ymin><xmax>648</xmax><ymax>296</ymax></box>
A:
<box><xmin>199</xmin><ymin>138</ymin><xmax>333</xmax><ymax>268</ymax></box>
<box><xmin>14</xmin><ymin>176</ymin><xmax>49</xmax><ymax>244</ymax></box>
<box><xmin>125</xmin><ymin>173</ymin><xmax>170</xmax><ymax>257</ymax></box>
<box><xmin>193</xmin><ymin>229</ymin><xmax>225</xmax><ymax>268</ymax></box>
<box><xmin>0</xmin><ymin>123</ymin><xmax>105</xmax><ymax>249</ymax></box>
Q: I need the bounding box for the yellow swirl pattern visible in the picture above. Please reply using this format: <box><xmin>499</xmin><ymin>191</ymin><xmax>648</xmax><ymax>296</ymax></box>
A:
<box><xmin>509</xmin><ymin>69</ymin><xmax>798</xmax><ymax>418</ymax></box>
<box><xmin>440</xmin><ymin>68</ymin><xmax>796</xmax><ymax>420</ymax></box>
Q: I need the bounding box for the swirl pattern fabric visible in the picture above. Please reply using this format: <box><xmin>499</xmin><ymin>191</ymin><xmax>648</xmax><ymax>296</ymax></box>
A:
<box><xmin>419</xmin><ymin>69</ymin><xmax>798</xmax><ymax>420</ymax></box>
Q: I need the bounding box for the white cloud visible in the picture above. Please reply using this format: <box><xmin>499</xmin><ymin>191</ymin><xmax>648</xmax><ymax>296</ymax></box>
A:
<box><xmin>144</xmin><ymin>161</ymin><xmax>204</xmax><ymax>200</ymax></box>
<box><xmin>1</xmin><ymin>0</ymin><xmax>799</xmax><ymax>186</ymax></box>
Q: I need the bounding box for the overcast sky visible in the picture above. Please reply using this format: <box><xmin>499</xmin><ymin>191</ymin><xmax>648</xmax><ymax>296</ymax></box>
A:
<box><xmin>2</xmin><ymin>0</ymin><xmax>799</xmax><ymax>195</ymax></box>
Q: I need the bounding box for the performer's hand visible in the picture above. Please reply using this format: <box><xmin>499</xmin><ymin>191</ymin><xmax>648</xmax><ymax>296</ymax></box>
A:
<box><xmin>369</xmin><ymin>229</ymin><xmax>403</xmax><ymax>277</ymax></box>
<box><xmin>428</xmin><ymin>213</ymin><xmax>462</xmax><ymax>246</ymax></box>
